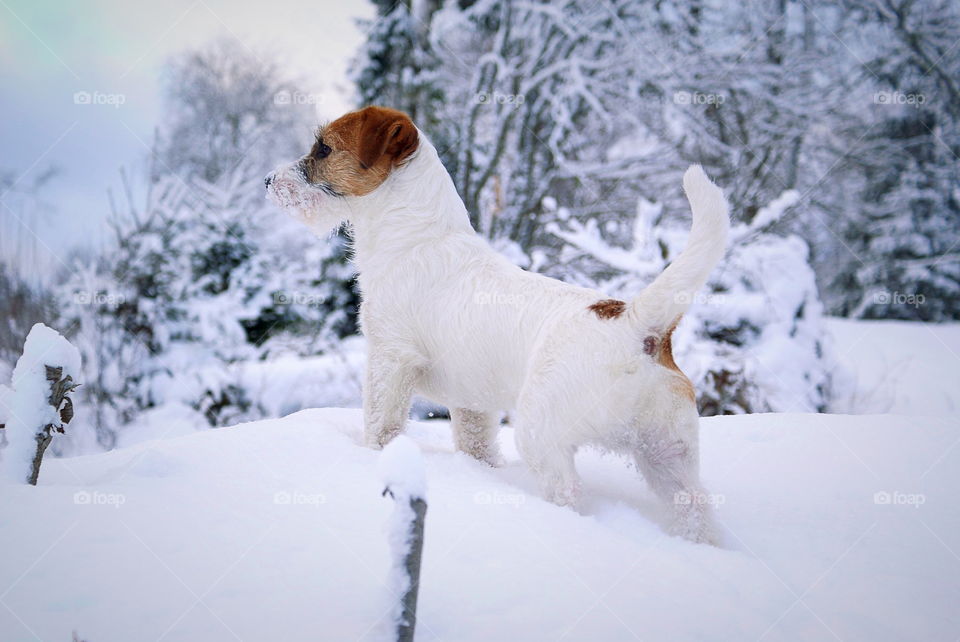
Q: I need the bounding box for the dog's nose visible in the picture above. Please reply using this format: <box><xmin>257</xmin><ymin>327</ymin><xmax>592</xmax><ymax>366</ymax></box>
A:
<box><xmin>264</xmin><ymin>174</ymin><xmax>273</xmax><ymax>189</ymax></box>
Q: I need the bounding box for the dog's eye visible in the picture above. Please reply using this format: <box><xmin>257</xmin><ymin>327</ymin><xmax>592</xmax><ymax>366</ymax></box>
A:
<box><xmin>315</xmin><ymin>143</ymin><xmax>331</xmax><ymax>159</ymax></box>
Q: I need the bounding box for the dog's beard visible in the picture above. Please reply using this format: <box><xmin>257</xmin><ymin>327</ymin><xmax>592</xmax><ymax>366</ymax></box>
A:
<box><xmin>266</xmin><ymin>168</ymin><xmax>346</xmax><ymax>234</ymax></box>
<box><xmin>266</xmin><ymin>178</ymin><xmax>325</xmax><ymax>212</ymax></box>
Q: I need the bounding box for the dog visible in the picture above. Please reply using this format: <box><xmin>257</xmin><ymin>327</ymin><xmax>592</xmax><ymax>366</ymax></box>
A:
<box><xmin>265</xmin><ymin>106</ymin><xmax>729</xmax><ymax>544</ymax></box>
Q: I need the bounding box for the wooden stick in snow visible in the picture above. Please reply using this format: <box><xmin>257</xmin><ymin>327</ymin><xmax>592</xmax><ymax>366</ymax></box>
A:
<box><xmin>27</xmin><ymin>365</ymin><xmax>79</xmax><ymax>485</ymax></box>
<box><xmin>383</xmin><ymin>489</ymin><xmax>427</xmax><ymax>642</ymax></box>
<box><xmin>379</xmin><ymin>436</ymin><xmax>428</xmax><ymax>642</ymax></box>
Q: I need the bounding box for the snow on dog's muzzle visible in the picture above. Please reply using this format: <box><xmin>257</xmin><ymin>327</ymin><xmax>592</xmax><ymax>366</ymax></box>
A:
<box><xmin>264</xmin><ymin>163</ymin><xmax>326</xmax><ymax>214</ymax></box>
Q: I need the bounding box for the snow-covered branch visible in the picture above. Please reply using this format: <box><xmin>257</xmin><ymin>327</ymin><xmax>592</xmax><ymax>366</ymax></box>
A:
<box><xmin>1</xmin><ymin>324</ymin><xmax>81</xmax><ymax>485</ymax></box>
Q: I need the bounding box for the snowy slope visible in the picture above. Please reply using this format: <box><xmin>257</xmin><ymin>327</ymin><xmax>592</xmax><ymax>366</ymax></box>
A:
<box><xmin>827</xmin><ymin>318</ymin><xmax>960</xmax><ymax>416</ymax></box>
<box><xmin>1</xmin><ymin>409</ymin><xmax>958</xmax><ymax>642</ymax></box>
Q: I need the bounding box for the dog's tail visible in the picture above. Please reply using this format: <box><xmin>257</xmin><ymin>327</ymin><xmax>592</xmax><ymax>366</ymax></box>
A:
<box><xmin>630</xmin><ymin>165</ymin><xmax>729</xmax><ymax>331</ymax></box>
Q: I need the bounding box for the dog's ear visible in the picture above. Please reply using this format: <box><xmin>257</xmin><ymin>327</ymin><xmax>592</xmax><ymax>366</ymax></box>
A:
<box><xmin>356</xmin><ymin>107</ymin><xmax>419</xmax><ymax>170</ymax></box>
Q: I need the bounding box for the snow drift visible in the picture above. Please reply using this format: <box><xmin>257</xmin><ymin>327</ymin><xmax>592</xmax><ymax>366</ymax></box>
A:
<box><xmin>0</xmin><ymin>408</ymin><xmax>957</xmax><ymax>641</ymax></box>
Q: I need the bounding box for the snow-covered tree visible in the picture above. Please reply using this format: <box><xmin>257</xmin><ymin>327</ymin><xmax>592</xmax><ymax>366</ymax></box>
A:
<box><xmin>0</xmin><ymin>166</ymin><xmax>60</xmax><ymax>367</ymax></box>
<box><xmin>56</xmin><ymin>42</ymin><xmax>361</xmax><ymax>447</ymax></box>
<box><xmin>356</xmin><ymin>0</ymin><xmax>653</xmax><ymax>247</ymax></box>
<box><xmin>354</xmin><ymin>0</ymin><xmax>444</xmax><ymax>127</ymax></box>
<box><xmin>549</xmin><ymin>189</ymin><xmax>830</xmax><ymax>415</ymax></box>
<box><xmin>834</xmin><ymin>0</ymin><xmax>960</xmax><ymax>321</ymax></box>
<box><xmin>155</xmin><ymin>39</ymin><xmax>311</xmax><ymax>184</ymax></box>
<box><xmin>354</xmin><ymin>0</ymin><xmax>837</xmax><ymax>412</ymax></box>
<box><xmin>355</xmin><ymin>0</ymin><xmax>959</xmax><ymax>322</ymax></box>
<box><xmin>58</xmin><ymin>163</ymin><xmax>362</xmax><ymax>445</ymax></box>
<box><xmin>0</xmin><ymin>262</ymin><xmax>54</xmax><ymax>372</ymax></box>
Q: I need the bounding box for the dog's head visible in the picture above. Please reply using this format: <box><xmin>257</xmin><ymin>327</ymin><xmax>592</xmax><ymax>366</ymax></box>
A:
<box><xmin>265</xmin><ymin>105</ymin><xmax>419</xmax><ymax>229</ymax></box>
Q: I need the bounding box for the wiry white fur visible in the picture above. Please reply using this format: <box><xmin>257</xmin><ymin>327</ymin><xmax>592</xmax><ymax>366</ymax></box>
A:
<box><xmin>266</xmin><ymin>134</ymin><xmax>730</xmax><ymax>544</ymax></box>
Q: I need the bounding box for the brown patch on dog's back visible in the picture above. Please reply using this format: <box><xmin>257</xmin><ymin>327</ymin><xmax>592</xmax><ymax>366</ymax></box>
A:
<box><xmin>588</xmin><ymin>299</ymin><xmax>626</xmax><ymax>320</ymax></box>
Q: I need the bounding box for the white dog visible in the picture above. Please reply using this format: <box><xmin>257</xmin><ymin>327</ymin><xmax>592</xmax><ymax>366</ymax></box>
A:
<box><xmin>266</xmin><ymin>106</ymin><xmax>729</xmax><ymax>544</ymax></box>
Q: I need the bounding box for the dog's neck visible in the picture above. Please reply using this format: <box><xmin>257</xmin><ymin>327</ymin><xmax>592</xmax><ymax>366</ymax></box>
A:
<box><xmin>348</xmin><ymin>136</ymin><xmax>474</xmax><ymax>276</ymax></box>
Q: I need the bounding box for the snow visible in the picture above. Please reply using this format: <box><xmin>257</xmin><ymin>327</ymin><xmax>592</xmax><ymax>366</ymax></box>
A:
<box><xmin>827</xmin><ymin>318</ymin><xmax>960</xmax><ymax>415</ymax></box>
<box><xmin>0</xmin><ymin>324</ymin><xmax>81</xmax><ymax>482</ymax></box>
<box><xmin>1</xmin><ymin>407</ymin><xmax>957</xmax><ymax>641</ymax></box>
<box><xmin>379</xmin><ymin>435</ymin><xmax>427</xmax><ymax>501</ymax></box>
<box><xmin>547</xmin><ymin>185</ymin><xmax>831</xmax><ymax>415</ymax></box>
<box><xmin>378</xmin><ymin>435</ymin><xmax>427</xmax><ymax>631</ymax></box>
<box><xmin>678</xmin><ymin>233</ymin><xmax>829</xmax><ymax>414</ymax></box>
<box><xmin>743</xmin><ymin>190</ymin><xmax>798</xmax><ymax>234</ymax></box>
<box><xmin>234</xmin><ymin>338</ymin><xmax>365</xmax><ymax>418</ymax></box>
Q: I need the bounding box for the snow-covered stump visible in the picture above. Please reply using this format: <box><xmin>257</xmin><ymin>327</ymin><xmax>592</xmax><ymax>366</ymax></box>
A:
<box><xmin>378</xmin><ymin>436</ymin><xmax>427</xmax><ymax>642</ymax></box>
<box><xmin>0</xmin><ymin>324</ymin><xmax>81</xmax><ymax>485</ymax></box>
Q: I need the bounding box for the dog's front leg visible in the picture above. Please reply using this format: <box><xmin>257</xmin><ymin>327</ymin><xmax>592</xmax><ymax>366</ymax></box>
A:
<box><xmin>363</xmin><ymin>350</ymin><xmax>421</xmax><ymax>448</ymax></box>
<box><xmin>451</xmin><ymin>408</ymin><xmax>503</xmax><ymax>466</ymax></box>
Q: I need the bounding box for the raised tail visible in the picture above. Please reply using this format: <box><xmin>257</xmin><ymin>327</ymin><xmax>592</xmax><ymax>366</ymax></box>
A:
<box><xmin>631</xmin><ymin>165</ymin><xmax>729</xmax><ymax>331</ymax></box>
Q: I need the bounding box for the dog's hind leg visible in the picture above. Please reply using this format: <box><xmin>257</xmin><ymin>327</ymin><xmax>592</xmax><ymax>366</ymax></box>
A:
<box><xmin>514</xmin><ymin>404</ymin><xmax>582</xmax><ymax>507</ymax></box>
<box><xmin>363</xmin><ymin>350</ymin><xmax>421</xmax><ymax>448</ymax></box>
<box><xmin>451</xmin><ymin>409</ymin><xmax>502</xmax><ymax>466</ymax></box>
<box><xmin>633</xmin><ymin>424</ymin><xmax>717</xmax><ymax>545</ymax></box>
<box><xmin>518</xmin><ymin>433</ymin><xmax>580</xmax><ymax>507</ymax></box>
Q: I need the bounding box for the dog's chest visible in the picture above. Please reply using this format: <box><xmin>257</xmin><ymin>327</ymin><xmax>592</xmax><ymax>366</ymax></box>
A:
<box><xmin>360</xmin><ymin>291</ymin><xmax>532</xmax><ymax>410</ymax></box>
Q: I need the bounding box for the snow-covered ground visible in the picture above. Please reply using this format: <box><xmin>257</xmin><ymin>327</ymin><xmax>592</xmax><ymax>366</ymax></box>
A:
<box><xmin>2</xmin><ymin>318</ymin><xmax>959</xmax><ymax>640</ymax></box>
<box><xmin>827</xmin><ymin>318</ymin><xmax>960</xmax><ymax>416</ymax></box>
<box><xmin>1</xmin><ymin>407</ymin><xmax>958</xmax><ymax>641</ymax></box>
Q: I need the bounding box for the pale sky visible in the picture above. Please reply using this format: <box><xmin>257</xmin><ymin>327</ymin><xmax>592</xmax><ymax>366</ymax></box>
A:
<box><xmin>0</xmin><ymin>0</ymin><xmax>374</xmax><ymax>270</ymax></box>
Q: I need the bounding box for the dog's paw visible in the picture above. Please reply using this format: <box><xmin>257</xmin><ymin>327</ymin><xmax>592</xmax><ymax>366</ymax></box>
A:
<box><xmin>473</xmin><ymin>447</ymin><xmax>505</xmax><ymax>468</ymax></box>
<box><xmin>363</xmin><ymin>430</ymin><xmax>397</xmax><ymax>450</ymax></box>
<box><xmin>672</xmin><ymin>524</ymin><xmax>719</xmax><ymax>546</ymax></box>
<box><xmin>456</xmin><ymin>442</ymin><xmax>505</xmax><ymax>468</ymax></box>
<box><xmin>544</xmin><ymin>481</ymin><xmax>582</xmax><ymax>509</ymax></box>
<box><xmin>668</xmin><ymin>513</ymin><xmax>719</xmax><ymax>546</ymax></box>
<box><xmin>482</xmin><ymin>452</ymin><xmax>506</xmax><ymax>468</ymax></box>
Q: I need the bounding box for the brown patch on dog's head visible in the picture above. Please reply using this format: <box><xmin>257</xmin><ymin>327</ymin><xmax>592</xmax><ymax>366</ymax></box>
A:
<box><xmin>588</xmin><ymin>299</ymin><xmax>626</xmax><ymax>320</ymax></box>
<box><xmin>301</xmin><ymin>106</ymin><xmax>419</xmax><ymax>197</ymax></box>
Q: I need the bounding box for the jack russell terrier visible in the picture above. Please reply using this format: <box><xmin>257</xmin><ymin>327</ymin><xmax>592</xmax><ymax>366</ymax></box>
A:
<box><xmin>266</xmin><ymin>106</ymin><xmax>729</xmax><ymax>544</ymax></box>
